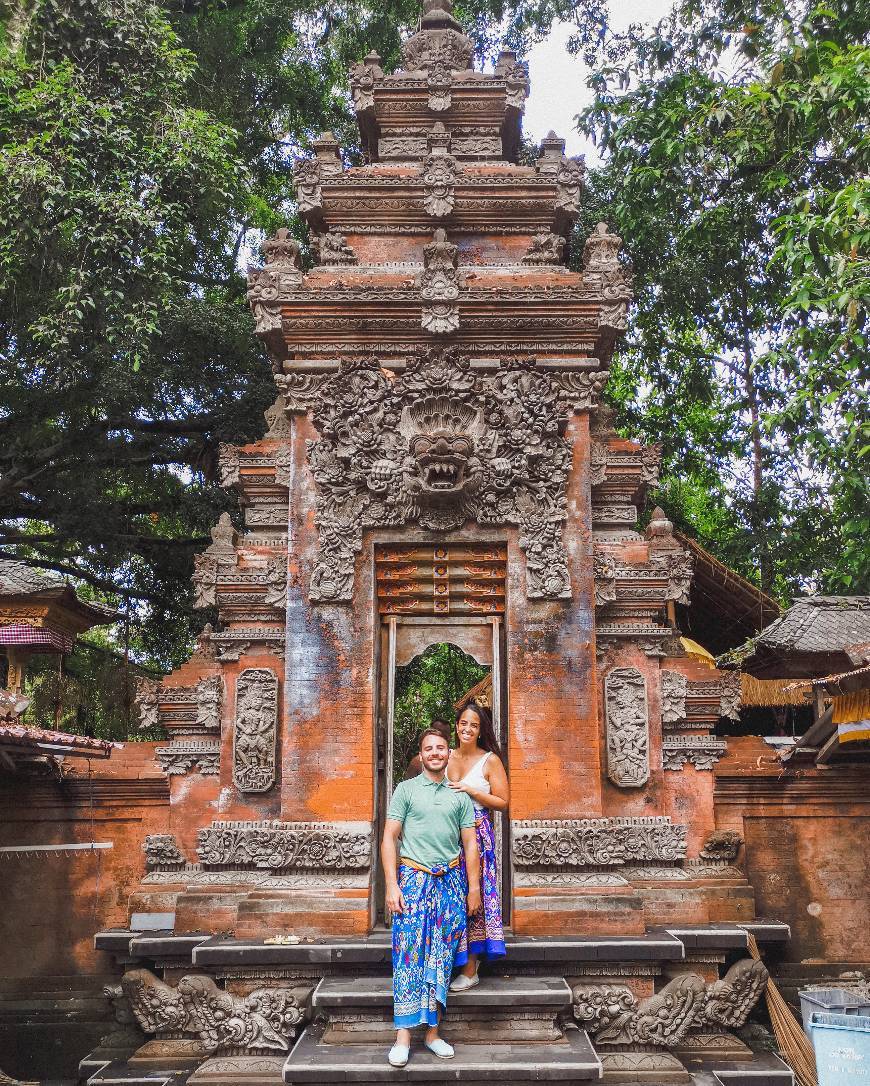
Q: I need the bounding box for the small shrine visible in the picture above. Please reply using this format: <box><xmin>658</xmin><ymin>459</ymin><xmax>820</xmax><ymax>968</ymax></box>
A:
<box><xmin>0</xmin><ymin>560</ymin><xmax>117</xmax><ymax>698</ymax></box>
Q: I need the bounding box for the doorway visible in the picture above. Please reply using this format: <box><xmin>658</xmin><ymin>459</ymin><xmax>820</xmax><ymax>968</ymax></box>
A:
<box><xmin>372</xmin><ymin>542</ymin><xmax>509</xmax><ymax>928</ymax></box>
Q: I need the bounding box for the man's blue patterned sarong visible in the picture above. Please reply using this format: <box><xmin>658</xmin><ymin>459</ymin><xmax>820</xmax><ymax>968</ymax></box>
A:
<box><xmin>391</xmin><ymin>860</ymin><xmax>467</xmax><ymax>1028</ymax></box>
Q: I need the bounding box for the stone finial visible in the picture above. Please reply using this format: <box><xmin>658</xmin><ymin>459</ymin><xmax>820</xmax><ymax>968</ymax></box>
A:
<box><xmin>582</xmin><ymin>222</ymin><xmax>633</xmax><ymax>332</ymax></box>
<box><xmin>400</xmin><ymin>0</ymin><xmax>474</xmax><ymax>74</ymax></box>
<box><xmin>312</xmin><ymin>130</ymin><xmax>343</xmax><ymax>170</ymax></box>
<box><xmin>261</xmin><ymin>228</ymin><xmax>300</xmax><ymax>268</ymax></box>
<box><xmin>207</xmin><ymin>512</ymin><xmax>238</xmax><ymax>555</ymax></box>
<box><xmin>583</xmin><ymin>222</ymin><xmax>622</xmax><ymax>273</ymax></box>
<box><xmin>536</xmin><ymin>130</ymin><xmax>567</xmax><ymax>173</ymax></box>
<box><xmin>427</xmin><ymin>121</ymin><xmax>451</xmax><ymax>156</ymax></box>
<box><xmin>645</xmin><ymin>506</ymin><xmax>674</xmax><ymax>540</ymax></box>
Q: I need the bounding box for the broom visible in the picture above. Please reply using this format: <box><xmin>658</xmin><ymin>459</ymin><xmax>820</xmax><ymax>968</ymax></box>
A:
<box><xmin>746</xmin><ymin>932</ymin><xmax>818</xmax><ymax>1086</ymax></box>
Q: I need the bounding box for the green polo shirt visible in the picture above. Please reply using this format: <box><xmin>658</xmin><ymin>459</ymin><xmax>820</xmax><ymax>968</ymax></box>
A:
<box><xmin>387</xmin><ymin>773</ymin><xmax>476</xmax><ymax>869</ymax></box>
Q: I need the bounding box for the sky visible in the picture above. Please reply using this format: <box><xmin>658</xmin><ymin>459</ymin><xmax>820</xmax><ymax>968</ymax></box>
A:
<box><xmin>523</xmin><ymin>0</ymin><xmax>674</xmax><ymax>162</ymax></box>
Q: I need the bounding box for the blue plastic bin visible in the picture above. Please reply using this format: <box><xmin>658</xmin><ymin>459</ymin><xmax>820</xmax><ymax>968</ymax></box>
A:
<box><xmin>811</xmin><ymin>1012</ymin><xmax>870</xmax><ymax>1086</ymax></box>
<box><xmin>801</xmin><ymin>989</ymin><xmax>870</xmax><ymax>1035</ymax></box>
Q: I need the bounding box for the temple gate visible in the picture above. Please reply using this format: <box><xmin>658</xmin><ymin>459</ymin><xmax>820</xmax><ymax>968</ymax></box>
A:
<box><xmin>86</xmin><ymin>5</ymin><xmax>794</xmax><ymax>1083</ymax></box>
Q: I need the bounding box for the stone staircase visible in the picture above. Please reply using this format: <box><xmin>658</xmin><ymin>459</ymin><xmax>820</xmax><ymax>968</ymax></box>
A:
<box><xmin>80</xmin><ymin>926</ymin><xmax>797</xmax><ymax>1086</ymax></box>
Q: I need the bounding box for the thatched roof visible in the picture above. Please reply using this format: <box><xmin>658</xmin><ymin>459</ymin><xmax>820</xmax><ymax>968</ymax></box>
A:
<box><xmin>719</xmin><ymin>596</ymin><xmax>870</xmax><ymax>679</ymax></box>
<box><xmin>673</xmin><ymin>533</ymin><xmax>781</xmax><ymax>655</ymax></box>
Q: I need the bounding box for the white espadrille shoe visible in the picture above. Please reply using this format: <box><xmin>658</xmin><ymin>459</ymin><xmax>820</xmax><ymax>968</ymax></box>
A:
<box><xmin>449</xmin><ymin>971</ymin><xmax>480</xmax><ymax>992</ymax></box>
<box><xmin>388</xmin><ymin>1043</ymin><xmax>410</xmax><ymax>1067</ymax></box>
<box><xmin>425</xmin><ymin>1037</ymin><xmax>455</xmax><ymax>1059</ymax></box>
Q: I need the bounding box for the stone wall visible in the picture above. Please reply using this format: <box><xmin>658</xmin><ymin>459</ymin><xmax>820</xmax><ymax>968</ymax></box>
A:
<box><xmin>0</xmin><ymin>743</ymin><xmax>168</xmax><ymax>1076</ymax></box>
<box><xmin>715</xmin><ymin>736</ymin><xmax>870</xmax><ymax>965</ymax></box>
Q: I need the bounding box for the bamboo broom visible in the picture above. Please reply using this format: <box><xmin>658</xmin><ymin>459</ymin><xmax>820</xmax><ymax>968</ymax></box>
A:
<box><xmin>746</xmin><ymin>932</ymin><xmax>818</xmax><ymax>1086</ymax></box>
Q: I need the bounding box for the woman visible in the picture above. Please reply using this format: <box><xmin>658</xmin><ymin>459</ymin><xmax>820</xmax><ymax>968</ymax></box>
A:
<box><xmin>447</xmin><ymin>700</ymin><xmax>509</xmax><ymax>988</ymax></box>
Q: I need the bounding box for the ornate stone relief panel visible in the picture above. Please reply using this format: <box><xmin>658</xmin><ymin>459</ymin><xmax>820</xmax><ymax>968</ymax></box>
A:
<box><xmin>511</xmin><ymin>816</ymin><xmax>687</xmax><ymax>868</ymax></box>
<box><xmin>155</xmin><ymin>741</ymin><xmax>220</xmax><ymax>777</ymax></box>
<box><xmin>232</xmin><ymin>668</ymin><xmax>278</xmax><ymax>793</ymax></box>
<box><xmin>422</xmin><ymin>150</ymin><xmax>457</xmax><ymax>217</ymax></box>
<box><xmin>197</xmin><ymin>820</ymin><xmax>371</xmax><ymax>872</ymax></box>
<box><xmin>120</xmin><ymin>969</ymin><xmax>310</xmax><ymax>1054</ymax></box>
<box><xmin>605</xmin><ymin>667</ymin><xmax>650</xmax><ymax>788</ymax></box>
<box><xmin>662</xmin><ymin>734</ymin><xmax>727</xmax><ymax>771</ymax></box>
<box><xmin>143</xmin><ymin>834</ymin><xmax>187</xmax><ymax>871</ymax></box>
<box><xmin>660</xmin><ymin>670</ymin><xmax>687</xmax><ymax>724</ymax></box>
<box><xmin>301</xmin><ymin>348</ymin><xmax>580</xmax><ymax>603</ymax></box>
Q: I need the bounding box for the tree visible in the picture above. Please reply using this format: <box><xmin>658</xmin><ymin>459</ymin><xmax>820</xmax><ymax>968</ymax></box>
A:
<box><xmin>0</xmin><ymin>0</ymin><xmax>584</xmax><ymax>679</ymax></box>
<box><xmin>573</xmin><ymin>0</ymin><xmax>869</xmax><ymax>595</ymax></box>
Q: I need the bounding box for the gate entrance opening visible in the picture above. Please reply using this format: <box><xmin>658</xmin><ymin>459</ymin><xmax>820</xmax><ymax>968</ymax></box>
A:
<box><xmin>373</xmin><ymin>542</ymin><xmax>509</xmax><ymax>928</ymax></box>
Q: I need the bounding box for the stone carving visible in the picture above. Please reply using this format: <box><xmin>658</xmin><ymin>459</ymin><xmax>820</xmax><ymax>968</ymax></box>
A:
<box><xmin>264</xmin><ymin>395</ymin><xmax>292</xmax><ymax>439</ymax></box>
<box><xmin>207</xmin><ymin>512</ymin><xmax>238</xmax><ymax>558</ymax></box>
<box><xmin>573</xmin><ymin>975</ymin><xmax>707</xmax><ymax>1046</ymax></box>
<box><xmin>583</xmin><ymin>222</ymin><xmax>634</xmax><ymax>332</ymax></box>
<box><xmin>555</xmin><ymin>156</ymin><xmax>583</xmax><ymax>218</ymax></box>
<box><xmin>155</xmin><ymin>741</ymin><xmax>220</xmax><ymax>777</ymax></box>
<box><xmin>704</xmin><ymin>959</ymin><xmax>769</xmax><ymax>1028</ymax></box>
<box><xmin>420</xmin><ymin>227</ymin><xmax>460</xmax><ymax>333</ymax></box>
<box><xmin>511</xmin><ymin>816</ymin><xmax>687</xmax><ymax>867</ymax></box>
<box><xmin>247</xmin><ymin>228</ymin><xmax>303</xmax><ymax>334</ymax></box>
<box><xmin>700</xmin><ymin>829</ymin><xmax>743</xmax><ymax>862</ymax></box>
<box><xmin>555</xmin><ymin>370</ymin><xmax>608</xmax><ymax>412</ymax></box>
<box><xmin>605</xmin><ymin>667</ymin><xmax>649</xmax><ymax>788</ymax></box>
<box><xmin>665</xmin><ymin>550</ymin><xmax>695</xmax><ymax>604</ymax></box>
<box><xmin>422</xmin><ymin>148</ymin><xmax>457</xmax><ymax>217</ymax></box>
<box><xmin>217</xmin><ymin>443</ymin><xmax>240</xmax><ymax>487</ymax></box>
<box><xmin>349</xmin><ymin>53</ymin><xmax>381</xmax><ymax>113</ymax></box>
<box><xmin>499</xmin><ymin>52</ymin><xmax>529</xmax><ymax>110</ymax></box>
<box><xmin>303</xmin><ymin>349</ymin><xmax>573</xmax><ymax>602</ymax></box>
<box><xmin>720</xmin><ymin>671</ymin><xmax>741</xmax><ymax>720</ymax></box>
<box><xmin>426</xmin><ymin>55</ymin><xmax>452</xmax><ymax>111</ymax></box>
<box><xmin>522</xmin><ymin>231</ymin><xmax>566</xmax><ymax>266</ymax></box>
<box><xmin>143</xmin><ymin>834</ymin><xmax>186</xmax><ymax>871</ymax></box>
<box><xmin>594</xmin><ymin>552</ymin><xmax>617</xmax><ymax>605</ymax></box>
<box><xmin>292</xmin><ymin>159</ymin><xmax>322</xmax><ymax>217</ymax></box>
<box><xmin>315</xmin><ymin>229</ymin><xmax>357</xmax><ymax>266</ymax></box>
<box><xmin>399</xmin><ymin>1</ymin><xmax>474</xmax><ymax>74</ymax></box>
<box><xmin>662</xmin><ymin>735</ymin><xmax>727</xmax><ymax>771</ymax></box>
<box><xmin>660</xmin><ymin>670</ymin><xmax>687</xmax><ymax>724</ymax></box>
<box><xmin>264</xmin><ymin>556</ymin><xmax>287</xmax><ymax>609</ymax></box>
<box><xmin>120</xmin><ymin>969</ymin><xmax>307</xmax><ymax>1053</ymax></box>
<box><xmin>233</xmin><ymin>668</ymin><xmax>278</xmax><ymax>793</ymax></box>
<box><xmin>195</xmin><ymin>675</ymin><xmax>222</xmax><ymax>732</ymax></box>
<box><xmin>197</xmin><ymin>820</ymin><xmax>371</xmax><ymax>871</ymax></box>
<box><xmin>135</xmin><ymin>677</ymin><xmax>160</xmax><ymax>731</ymax></box>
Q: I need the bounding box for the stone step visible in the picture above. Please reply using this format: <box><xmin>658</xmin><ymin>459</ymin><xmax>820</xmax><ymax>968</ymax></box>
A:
<box><xmin>312</xmin><ymin>974</ymin><xmax>572</xmax><ymax>1010</ymax></box>
<box><xmin>312</xmin><ymin>974</ymin><xmax>572</xmax><ymax>1043</ymax></box>
<box><xmin>84</xmin><ymin>1061</ymin><xmax>192</xmax><ymax>1086</ymax></box>
<box><xmin>706</xmin><ymin>1055</ymin><xmax>794</xmax><ymax>1086</ymax></box>
<box><xmin>283</xmin><ymin>1022</ymin><xmax>602</xmax><ymax>1083</ymax></box>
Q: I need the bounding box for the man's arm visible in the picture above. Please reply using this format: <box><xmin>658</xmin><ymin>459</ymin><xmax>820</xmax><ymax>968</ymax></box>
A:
<box><xmin>460</xmin><ymin>824</ymin><xmax>482</xmax><ymax>915</ymax></box>
<box><xmin>381</xmin><ymin>818</ymin><xmax>405</xmax><ymax>914</ymax></box>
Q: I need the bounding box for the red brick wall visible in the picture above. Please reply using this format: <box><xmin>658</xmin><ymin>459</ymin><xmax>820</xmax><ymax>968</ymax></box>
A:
<box><xmin>0</xmin><ymin>743</ymin><xmax>169</xmax><ymax>979</ymax></box>
<box><xmin>715</xmin><ymin>737</ymin><xmax>870</xmax><ymax>963</ymax></box>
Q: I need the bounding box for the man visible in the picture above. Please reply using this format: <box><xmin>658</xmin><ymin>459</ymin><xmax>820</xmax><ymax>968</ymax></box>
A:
<box><xmin>381</xmin><ymin>727</ymin><xmax>481</xmax><ymax>1067</ymax></box>
<box><xmin>403</xmin><ymin>717</ymin><xmax>451</xmax><ymax>780</ymax></box>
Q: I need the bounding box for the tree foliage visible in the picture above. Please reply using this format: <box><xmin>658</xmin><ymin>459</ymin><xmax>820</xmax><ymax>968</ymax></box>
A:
<box><xmin>392</xmin><ymin>643</ymin><xmax>488</xmax><ymax>782</ymax></box>
<box><xmin>574</xmin><ymin>0</ymin><xmax>869</xmax><ymax>595</ymax></box>
<box><xmin>0</xmin><ymin>0</ymin><xmax>585</xmax><ymax>678</ymax></box>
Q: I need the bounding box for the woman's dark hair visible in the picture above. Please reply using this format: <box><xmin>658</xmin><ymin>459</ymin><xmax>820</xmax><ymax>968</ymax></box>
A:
<box><xmin>456</xmin><ymin>700</ymin><xmax>500</xmax><ymax>756</ymax></box>
<box><xmin>429</xmin><ymin>717</ymin><xmax>452</xmax><ymax>741</ymax></box>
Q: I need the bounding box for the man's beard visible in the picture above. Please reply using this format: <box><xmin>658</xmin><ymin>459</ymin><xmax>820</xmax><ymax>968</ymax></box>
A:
<box><xmin>421</xmin><ymin>753</ymin><xmax>448</xmax><ymax>773</ymax></box>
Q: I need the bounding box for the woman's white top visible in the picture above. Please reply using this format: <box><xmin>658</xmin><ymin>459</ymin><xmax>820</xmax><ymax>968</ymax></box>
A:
<box><xmin>460</xmin><ymin>751</ymin><xmax>492</xmax><ymax>796</ymax></box>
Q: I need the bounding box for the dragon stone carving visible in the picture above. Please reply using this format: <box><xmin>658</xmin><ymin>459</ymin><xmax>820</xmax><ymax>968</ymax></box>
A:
<box><xmin>303</xmin><ymin>349</ymin><xmax>573</xmax><ymax>602</ymax></box>
<box><xmin>573</xmin><ymin>960</ymin><xmax>768</xmax><ymax>1047</ymax></box>
<box><xmin>232</xmin><ymin>668</ymin><xmax>278</xmax><ymax>793</ymax></box>
<box><xmin>120</xmin><ymin>969</ymin><xmax>307</xmax><ymax>1054</ymax></box>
